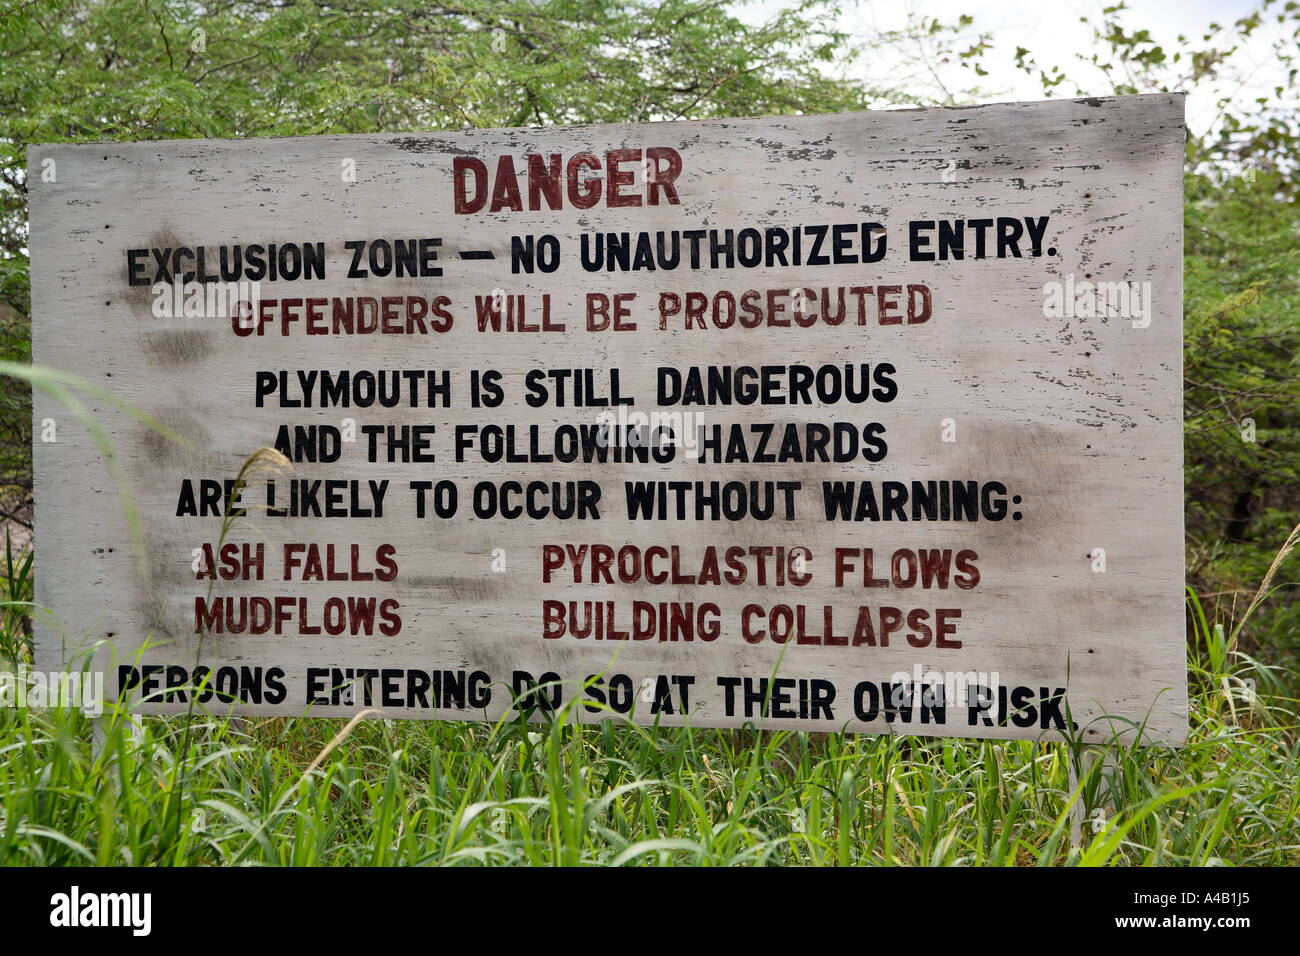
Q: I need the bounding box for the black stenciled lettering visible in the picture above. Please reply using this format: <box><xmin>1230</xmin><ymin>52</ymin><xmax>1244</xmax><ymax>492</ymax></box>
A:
<box><xmin>345</xmin><ymin>239</ymin><xmax>368</xmax><ymax>277</ymax></box>
<box><xmin>805</xmin><ymin>224</ymin><xmax>829</xmax><ymax>265</ymax></box>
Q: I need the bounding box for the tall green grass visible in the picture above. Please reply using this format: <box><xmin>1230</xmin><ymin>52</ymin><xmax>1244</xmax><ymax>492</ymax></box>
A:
<box><xmin>0</xmin><ymin>531</ymin><xmax>1295</xmax><ymax>866</ymax></box>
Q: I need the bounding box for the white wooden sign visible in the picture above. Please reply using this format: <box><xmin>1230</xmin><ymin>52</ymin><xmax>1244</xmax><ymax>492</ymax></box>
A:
<box><xmin>29</xmin><ymin>94</ymin><xmax>1187</xmax><ymax>743</ymax></box>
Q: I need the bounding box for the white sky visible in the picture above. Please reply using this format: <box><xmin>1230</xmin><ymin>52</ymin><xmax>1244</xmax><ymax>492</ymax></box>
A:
<box><xmin>739</xmin><ymin>0</ymin><xmax>1291</xmax><ymax>137</ymax></box>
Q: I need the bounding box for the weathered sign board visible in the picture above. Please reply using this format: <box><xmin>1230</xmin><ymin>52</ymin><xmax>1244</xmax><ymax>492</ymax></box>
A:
<box><xmin>29</xmin><ymin>93</ymin><xmax>1186</xmax><ymax>742</ymax></box>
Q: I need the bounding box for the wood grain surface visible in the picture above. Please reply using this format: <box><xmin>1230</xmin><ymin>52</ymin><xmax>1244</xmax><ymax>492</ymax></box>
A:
<box><xmin>28</xmin><ymin>94</ymin><xmax>1186</xmax><ymax>742</ymax></box>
